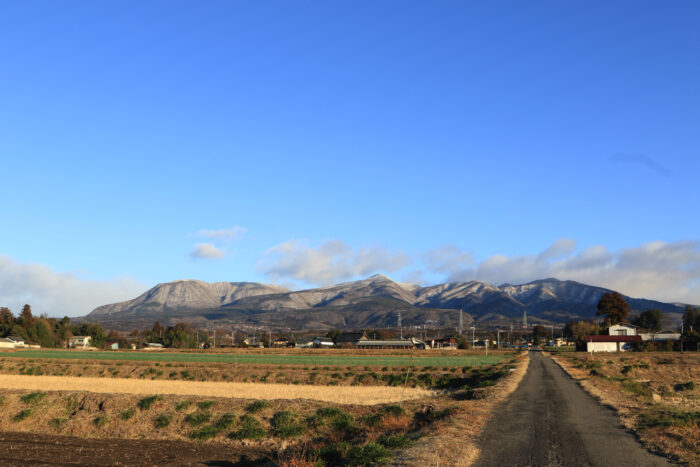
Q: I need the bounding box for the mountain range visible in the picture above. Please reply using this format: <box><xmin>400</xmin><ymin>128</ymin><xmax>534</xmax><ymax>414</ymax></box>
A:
<box><xmin>84</xmin><ymin>275</ymin><xmax>688</xmax><ymax>331</ymax></box>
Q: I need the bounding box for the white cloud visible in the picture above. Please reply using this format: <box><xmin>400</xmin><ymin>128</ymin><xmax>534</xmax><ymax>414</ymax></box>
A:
<box><xmin>422</xmin><ymin>244</ymin><xmax>473</xmax><ymax>275</ymax></box>
<box><xmin>0</xmin><ymin>255</ymin><xmax>146</xmax><ymax>317</ymax></box>
<box><xmin>190</xmin><ymin>243</ymin><xmax>226</xmax><ymax>259</ymax></box>
<box><xmin>430</xmin><ymin>239</ymin><xmax>700</xmax><ymax>304</ymax></box>
<box><xmin>194</xmin><ymin>226</ymin><xmax>247</xmax><ymax>242</ymax></box>
<box><xmin>257</xmin><ymin>239</ymin><xmax>412</xmax><ymax>285</ymax></box>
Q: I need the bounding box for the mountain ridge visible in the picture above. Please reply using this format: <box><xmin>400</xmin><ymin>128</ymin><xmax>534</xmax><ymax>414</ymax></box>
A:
<box><xmin>84</xmin><ymin>275</ymin><xmax>689</xmax><ymax>330</ymax></box>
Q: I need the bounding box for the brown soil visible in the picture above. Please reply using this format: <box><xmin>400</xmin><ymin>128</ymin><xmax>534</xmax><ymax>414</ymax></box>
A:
<box><xmin>0</xmin><ymin>430</ymin><xmax>270</xmax><ymax>466</ymax></box>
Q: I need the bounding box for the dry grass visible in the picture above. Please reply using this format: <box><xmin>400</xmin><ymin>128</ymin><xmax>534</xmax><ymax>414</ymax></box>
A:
<box><xmin>550</xmin><ymin>352</ymin><xmax>699</xmax><ymax>465</ymax></box>
<box><xmin>0</xmin><ymin>374</ymin><xmax>434</xmax><ymax>405</ymax></box>
<box><xmin>391</xmin><ymin>352</ymin><xmax>530</xmax><ymax>466</ymax></box>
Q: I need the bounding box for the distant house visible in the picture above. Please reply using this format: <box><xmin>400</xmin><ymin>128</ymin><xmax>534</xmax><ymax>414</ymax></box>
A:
<box><xmin>69</xmin><ymin>336</ymin><xmax>92</xmax><ymax>349</ymax></box>
<box><xmin>106</xmin><ymin>342</ymin><xmax>119</xmax><ymax>350</ymax></box>
<box><xmin>0</xmin><ymin>337</ymin><xmax>17</xmax><ymax>349</ymax></box>
<box><xmin>553</xmin><ymin>337</ymin><xmax>573</xmax><ymax>347</ymax></box>
<box><xmin>585</xmin><ymin>323</ymin><xmax>656</xmax><ymax>352</ymax></box>
<box><xmin>312</xmin><ymin>337</ymin><xmax>335</xmax><ymax>348</ymax></box>
<box><xmin>431</xmin><ymin>337</ymin><xmax>457</xmax><ymax>349</ymax></box>
<box><xmin>242</xmin><ymin>337</ymin><xmax>264</xmax><ymax>348</ymax></box>
<box><xmin>144</xmin><ymin>342</ymin><xmax>164</xmax><ymax>350</ymax></box>
<box><xmin>272</xmin><ymin>338</ymin><xmax>292</xmax><ymax>348</ymax></box>
<box><xmin>335</xmin><ymin>332</ymin><xmax>368</xmax><ymax>346</ymax></box>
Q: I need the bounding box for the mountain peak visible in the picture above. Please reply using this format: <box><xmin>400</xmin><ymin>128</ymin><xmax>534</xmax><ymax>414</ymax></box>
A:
<box><xmin>368</xmin><ymin>273</ymin><xmax>394</xmax><ymax>282</ymax></box>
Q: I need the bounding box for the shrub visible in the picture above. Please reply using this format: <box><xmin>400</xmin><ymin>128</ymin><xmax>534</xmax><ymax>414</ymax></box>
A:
<box><xmin>245</xmin><ymin>400</ymin><xmax>269</xmax><ymax>413</ymax></box>
<box><xmin>638</xmin><ymin>409</ymin><xmax>699</xmax><ymax>428</ymax></box>
<box><xmin>93</xmin><ymin>415</ymin><xmax>109</xmax><ymax>427</ymax></box>
<box><xmin>316</xmin><ymin>407</ymin><xmax>344</xmax><ymax>419</ymax></box>
<box><xmin>13</xmin><ymin>409</ymin><xmax>33</xmax><ymax>421</ymax></box>
<box><xmin>20</xmin><ymin>392</ymin><xmax>47</xmax><ymax>405</ymax></box>
<box><xmin>382</xmin><ymin>405</ymin><xmax>405</xmax><ymax>417</ymax></box>
<box><xmin>175</xmin><ymin>400</ymin><xmax>192</xmax><ymax>411</ymax></box>
<box><xmin>137</xmin><ymin>395</ymin><xmax>161</xmax><ymax>410</ymax></box>
<box><xmin>346</xmin><ymin>443</ymin><xmax>390</xmax><ymax>466</ymax></box>
<box><xmin>120</xmin><ymin>408</ymin><xmax>136</xmax><ymax>420</ymax></box>
<box><xmin>212</xmin><ymin>413</ymin><xmax>236</xmax><ymax>430</ymax></box>
<box><xmin>359</xmin><ymin>413</ymin><xmax>382</xmax><ymax>427</ymax></box>
<box><xmin>190</xmin><ymin>413</ymin><xmax>235</xmax><ymax>441</ymax></box>
<box><xmin>49</xmin><ymin>417</ymin><xmax>67</xmax><ymax>428</ymax></box>
<box><xmin>197</xmin><ymin>400</ymin><xmax>216</xmax><ymax>410</ymax></box>
<box><xmin>317</xmin><ymin>442</ymin><xmax>350</xmax><ymax>466</ymax></box>
<box><xmin>621</xmin><ymin>380</ymin><xmax>652</xmax><ymax>397</ymax></box>
<box><xmin>229</xmin><ymin>415</ymin><xmax>267</xmax><ymax>440</ymax></box>
<box><xmin>184</xmin><ymin>412</ymin><xmax>211</xmax><ymax>426</ymax></box>
<box><xmin>154</xmin><ymin>413</ymin><xmax>173</xmax><ymax>428</ymax></box>
<box><xmin>0</xmin><ymin>395</ymin><xmax>5</xmax><ymax>407</ymax></box>
<box><xmin>378</xmin><ymin>434</ymin><xmax>411</xmax><ymax>449</ymax></box>
<box><xmin>674</xmin><ymin>381</ymin><xmax>697</xmax><ymax>392</ymax></box>
<box><xmin>331</xmin><ymin>412</ymin><xmax>356</xmax><ymax>434</ymax></box>
<box><xmin>271</xmin><ymin>410</ymin><xmax>304</xmax><ymax>438</ymax></box>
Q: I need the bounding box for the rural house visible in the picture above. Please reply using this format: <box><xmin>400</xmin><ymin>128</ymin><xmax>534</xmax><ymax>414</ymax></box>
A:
<box><xmin>68</xmin><ymin>336</ymin><xmax>92</xmax><ymax>349</ymax></box>
<box><xmin>586</xmin><ymin>323</ymin><xmax>642</xmax><ymax>352</ymax></box>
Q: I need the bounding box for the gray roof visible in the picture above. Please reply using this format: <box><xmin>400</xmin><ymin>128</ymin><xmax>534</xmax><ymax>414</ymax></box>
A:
<box><xmin>356</xmin><ymin>339</ymin><xmax>414</xmax><ymax>346</ymax></box>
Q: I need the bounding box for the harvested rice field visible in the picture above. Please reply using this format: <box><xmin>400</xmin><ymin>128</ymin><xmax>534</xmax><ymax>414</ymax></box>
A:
<box><xmin>0</xmin><ymin>374</ymin><xmax>434</xmax><ymax>404</ymax></box>
<box><xmin>0</xmin><ymin>349</ymin><xmax>526</xmax><ymax>465</ymax></box>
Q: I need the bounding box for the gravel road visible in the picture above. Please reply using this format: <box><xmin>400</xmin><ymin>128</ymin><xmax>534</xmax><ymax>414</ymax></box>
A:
<box><xmin>474</xmin><ymin>351</ymin><xmax>671</xmax><ymax>467</ymax></box>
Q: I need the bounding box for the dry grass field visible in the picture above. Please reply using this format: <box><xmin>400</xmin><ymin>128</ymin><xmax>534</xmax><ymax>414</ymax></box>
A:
<box><xmin>0</xmin><ymin>349</ymin><xmax>525</xmax><ymax>466</ymax></box>
<box><xmin>0</xmin><ymin>374</ymin><xmax>433</xmax><ymax>404</ymax></box>
<box><xmin>550</xmin><ymin>351</ymin><xmax>699</xmax><ymax>465</ymax></box>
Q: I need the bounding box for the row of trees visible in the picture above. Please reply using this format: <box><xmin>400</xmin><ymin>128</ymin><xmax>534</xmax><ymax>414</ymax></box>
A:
<box><xmin>0</xmin><ymin>305</ymin><xmax>111</xmax><ymax>348</ymax></box>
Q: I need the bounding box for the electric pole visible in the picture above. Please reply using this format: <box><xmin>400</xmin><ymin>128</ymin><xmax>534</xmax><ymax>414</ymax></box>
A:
<box><xmin>458</xmin><ymin>309</ymin><xmax>464</xmax><ymax>335</ymax></box>
<box><xmin>398</xmin><ymin>312</ymin><xmax>402</xmax><ymax>339</ymax></box>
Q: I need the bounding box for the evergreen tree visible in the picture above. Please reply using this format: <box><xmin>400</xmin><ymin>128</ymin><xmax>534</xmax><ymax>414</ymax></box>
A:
<box><xmin>596</xmin><ymin>292</ymin><xmax>630</xmax><ymax>325</ymax></box>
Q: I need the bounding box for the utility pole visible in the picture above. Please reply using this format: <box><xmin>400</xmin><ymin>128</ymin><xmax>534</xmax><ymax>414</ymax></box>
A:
<box><xmin>458</xmin><ymin>309</ymin><xmax>464</xmax><ymax>335</ymax></box>
<box><xmin>398</xmin><ymin>312</ymin><xmax>402</xmax><ymax>339</ymax></box>
<box><xmin>510</xmin><ymin>323</ymin><xmax>513</xmax><ymax>344</ymax></box>
<box><xmin>523</xmin><ymin>311</ymin><xmax>527</xmax><ymax>329</ymax></box>
<box><xmin>268</xmin><ymin>329</ymin><xmax>272</xmax><ymax>348</ymax></box>
<box><xmin>470</xmin><ymin>325</ymin><xmax>476</xmax><ymax>347</ymax></box>
<box><xmin>497</xmin><ymin>329</ymin><xmax>501</xmax><ymax>349</ymax></box>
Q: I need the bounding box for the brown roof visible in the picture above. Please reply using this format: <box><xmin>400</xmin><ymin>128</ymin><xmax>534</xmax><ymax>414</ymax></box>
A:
<box><xmin>585</xmin><ymin>335</ymin><xmax>642</xmax><ymax>342</ymax></box>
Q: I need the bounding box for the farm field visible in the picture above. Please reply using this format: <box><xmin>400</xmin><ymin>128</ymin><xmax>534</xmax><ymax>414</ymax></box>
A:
<box><xmin>0</xmin><ymin>350</ymin><xmax>527</xmax><ymax>465</ymax></box>
<box><xmin>551</xmin><ymin>352</ymin><xmax>699</xmax><ymax>465</ymax></box>
<box><xmin>0</xmin><ymin>348</ymin><xmax>507</xmax><ymax>367</ymax></box>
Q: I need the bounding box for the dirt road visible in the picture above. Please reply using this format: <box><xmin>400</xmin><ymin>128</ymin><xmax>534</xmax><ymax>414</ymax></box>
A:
<box><xmin>474</xmin><ymin>351</ymin><xmax>671</xmax><ymax>467</ymax></box>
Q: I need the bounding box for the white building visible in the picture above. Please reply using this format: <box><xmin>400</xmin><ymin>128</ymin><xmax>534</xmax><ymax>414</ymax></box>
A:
<box><xmin>586</xmin><ymin>323</ymin><xmax>642</xmax><ymax>352</ymax></box>
<box><xmin>608</xmin><ymin>323</ymin><xmax>638</xmax><ymax>336</ymax></box>
<box><xmin>68</xmin><ymin>336</ymin><xmax>92</xmax><ymax>349</ymax></box>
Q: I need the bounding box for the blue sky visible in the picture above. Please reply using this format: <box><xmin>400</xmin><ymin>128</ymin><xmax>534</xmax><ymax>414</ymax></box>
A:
<box><xmin>1</xmin><ymin>1</ymin><xmax>699</xmax><ymax>316</ymax></box>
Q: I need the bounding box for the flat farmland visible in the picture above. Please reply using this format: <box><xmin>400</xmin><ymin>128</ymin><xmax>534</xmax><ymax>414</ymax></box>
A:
<box><xmin>0</xmin><ymin>348</ymin><xmax>507</xmax><ymax>367</ymax></box>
